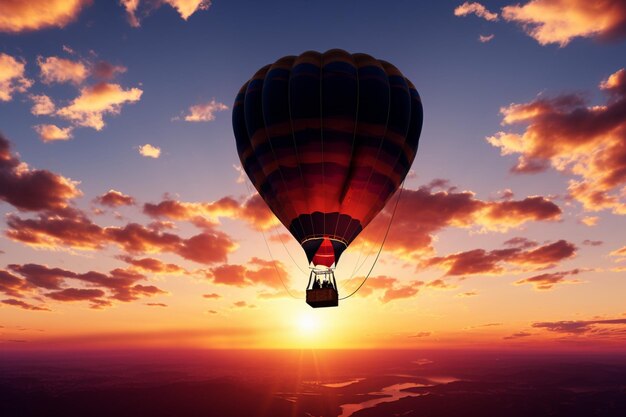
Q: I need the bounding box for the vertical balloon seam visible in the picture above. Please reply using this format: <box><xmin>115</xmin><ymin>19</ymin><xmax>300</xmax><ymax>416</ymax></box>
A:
<box><xmin>331</xmin><ymin>52</ymin><xmax>360</xmax><ymax>244</ymax></box>
<box><xmin>258</xmin><ymin>65</ymin><xmax>310</xmax><ymax>244</ymax></box>
<box><xmin>340</xmin><ymin>58</ymin><xmax>392</xmax><ymax>247</ymax></box>
<box><xmin>243</xmin><ymin>66</ymin><xmax>289</xmax><ymax>227</ymax></box>
<box><xmin>264</xmin><ymin>56</ymin><xmax>313</xmax><ymax>249</ymax></box>
<box><xmin>287</xmin><ymin>56</ymin><xmax>317</xmax><ymax>249</ymax></box>
<box><xmin>319</xmin><ymin>52</ymin><xmax>327</xmax><ymax>244</ymax></box>
<box><xmin>346</xmin><ymin>66</ymin><xmax>412</xmax><ymax>244</ymax></box>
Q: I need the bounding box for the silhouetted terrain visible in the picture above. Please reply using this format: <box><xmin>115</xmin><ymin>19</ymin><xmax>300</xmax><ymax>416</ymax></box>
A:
<box><xmin>1</xmin><ymin>350</ymin><xmax>625</xmax><ymax>417</ymax></box>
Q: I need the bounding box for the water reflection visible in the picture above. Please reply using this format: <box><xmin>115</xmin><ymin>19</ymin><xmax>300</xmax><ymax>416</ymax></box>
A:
<box><xmin>338</xmin><ymin>382</ymin><xmax>427</xmax><ymax>417</ymax></box>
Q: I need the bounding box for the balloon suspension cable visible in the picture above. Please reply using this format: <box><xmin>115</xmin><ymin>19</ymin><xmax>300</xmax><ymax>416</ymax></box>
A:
<box><xmin>338</xmin><ymin>180</ymin><xmax>405</xmax><ymax>301</ymax></box>
<box><xmin>244</xmin><ymin>180</ymin><xmax>303</xmax><ymax>299</ymax></box>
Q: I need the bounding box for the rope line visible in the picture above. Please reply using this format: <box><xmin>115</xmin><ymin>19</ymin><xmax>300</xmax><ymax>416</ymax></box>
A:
<box><xmin>243</xmin><ymin>180</ymin><xmax>303</xmax><ymax>299</ymax></box>
<box><xmin>338</xmin><ymin>180</ymin><xmax>405</xmax><ymax>301</ymax></box>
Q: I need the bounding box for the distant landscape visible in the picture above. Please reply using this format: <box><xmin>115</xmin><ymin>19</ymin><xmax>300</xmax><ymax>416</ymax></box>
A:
<box><xmin>2</xmin><ymin>350</ymin><xmax>625</xmax><ymax>417</ymax></box>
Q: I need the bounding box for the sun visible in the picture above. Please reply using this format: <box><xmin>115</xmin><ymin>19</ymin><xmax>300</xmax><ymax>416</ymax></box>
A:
<box><xmin>296</xmin><ymin>313</ymin><xmax>320</xmax><ymax>336</ymax></box>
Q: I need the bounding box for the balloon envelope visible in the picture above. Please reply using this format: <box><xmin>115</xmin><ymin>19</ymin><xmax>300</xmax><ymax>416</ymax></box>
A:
<box><xmin>233</xmin><ymin>49</ymin><xmax>423</xmax><ymax>268</ymax></box>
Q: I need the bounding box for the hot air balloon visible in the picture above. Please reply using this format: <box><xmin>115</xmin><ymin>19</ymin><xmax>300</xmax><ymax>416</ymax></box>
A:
<box><xmin>233</xmin><ymin>49</ymin><xmax>423</xmax><ymax>308</ymax></box>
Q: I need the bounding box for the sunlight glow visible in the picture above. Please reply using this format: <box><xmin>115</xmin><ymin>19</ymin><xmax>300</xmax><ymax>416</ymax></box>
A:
<box><xmin>296</xmin><ymin>313</ymin><xmax>320</xmax><ymax>336</ymax></box>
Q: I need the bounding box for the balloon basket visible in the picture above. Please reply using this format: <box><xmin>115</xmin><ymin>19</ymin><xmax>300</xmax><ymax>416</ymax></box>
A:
<box><xmin>305</xmin><ymin>268</ymin><xmax>339</xmax><ymax>308</ymax></box>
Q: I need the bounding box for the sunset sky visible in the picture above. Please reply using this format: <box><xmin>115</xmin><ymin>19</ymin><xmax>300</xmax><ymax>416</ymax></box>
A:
<box><xmin>1</xmin><ymin>0</ymin><xmax>625</xmax><ymax>351</ymax></box>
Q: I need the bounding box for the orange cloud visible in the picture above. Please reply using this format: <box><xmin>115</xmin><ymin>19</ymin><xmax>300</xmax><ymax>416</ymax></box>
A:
<box><xmin>0</xmin><ymin>134</ymin><xmax>81</xmax><ymax>212</ymax></box>
<box><xmin>426</xmin><ymin>279</ymin><xmax>457</xmax><ymax>290</ymax></box>
<box><xmin>180</xmin><ymin>99</ymin><xmax>229</xmax><ymax>122</ymax></box>
<box><xmin>6</xmin><ymin>207</ymin><xmax>237</xmax><ymax>265</ymax></box>
<box><xmin>95</xmin><ymin>190</ymin><xmax>135</xmax><ymax>207</ymax></box>
<box><xmin>380</xmin><ymin>282</ymin><xmax>423</xmax><ymax>304</ymax></box>
<box><xmin>29</xmin><ymin>94</ymin><xmax>56</xmax><ymax>115</ymax></box>
<box><xmin>0</xmin><ymin>270</ymin><xmax>31</xmax><ymax>298</ymax></box>
<box><xmin>138</xmin><ymin>144</ymin><xmax>161</xmax><ymax>158</ymax></box>
<box><xmin>6</xmin><ymin>263</ymin><xmax>167</xmax><ymax>309</ymax></box>
<box><xmin>56</xmin><ymin>82</ymin><xmax>143</xmax><ymax>130</ymax></box>
<box><xmin>515</xmin><ymin>269</ymin><xmax>582</xmax><ymax>290</ymax></box>
<box><xmin>502</xmin><ymin>0</ymin><xmax>626</xmax><ymax>46</ymax></box>
<box><xmin>121</xmin><ymin>0</ymin><xmax>210</xmax><ymax>27</ymax></box>
<box><xmin>0</xmin><ymin>0</ymin><xmax>91</xmax><ymax>33</ymax></box>
<box><xmin>424</xmin><ymin>240</ymin><xmax>577</xmax><ymax>276</ymax></box>
<box><xmin>479</xmin><ymin>34</ymin><xmax>495</xmax><ymax>42</ymax></box>
<box><xmin>144</xmin><ymin>194</ymin><xmax>278</xmax><ymax>231</ymax></box>
<box><xmin>350</xmin><ymin>275</ymin><xmax>424</xmax><ymax>304</ymax></box>
<box><xmin>33</xmin><ymin>124</ymin><xmax>73</xmax><ymax>142</ymax></box>
<box><xmin>0</xmin><ymin>52</ymin><xmax>32</xmax><ymax>101</ymax></box>
<box><xmin>202</xmin><ymin>293</ymin><xmax>221</xmax><ymax>299</ymax></box>
<box><xmin>357</xmin><ymin>181</ymin><xmax>561</xmax><ymax>258</ymax></box>
<box><xmin>454</xmin><ymin>2</ymin><xmax>498</xmax><ymax>21</ymax></box>
<box><xmin>487</xmin><ymin>69</ymin><xmax>626</xmax><ymax>214</ymax></box>
<box><xmin>1</xmin><ymin>298</ymin><xmax>49</xmax><ymax>311</ymax></box>
<box><xmin>37</xmin><ymin>56</ymin><xmax>88</xmax><ymax>84</ymax></box>
<box><xmin>609</xmin><ymin>245</ymin><xmax>626</xmax><ymax>263</ymax></box>
<box><xmin>532</xmin><ymin>317</ymin><xmax>626</xmax><ymax>334</ymax></box>
<box><xmin>118</xmin><ymin>256</ymin><xmax>186</xmax><ymax>274</ymax></box>
<box><xmin>206</xmin><ymin>257</ymin><xmax>289</xmax><ymax>289</ymax></box>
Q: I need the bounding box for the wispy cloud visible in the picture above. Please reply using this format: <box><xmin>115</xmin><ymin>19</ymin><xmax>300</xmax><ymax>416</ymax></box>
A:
<box><xmin>177</xmin><ymin>99</ymin><xmax>229</xmax><ymax>122</ymax></box>
<box><xmin>138</xmin><ymin>144</ymin><xmax>161</xmax><ymax>158</ymax></box>
<box><xmin>0</xmin><ymin>0</ymin><xmax>91</xmax><ymax>33</ymax></box>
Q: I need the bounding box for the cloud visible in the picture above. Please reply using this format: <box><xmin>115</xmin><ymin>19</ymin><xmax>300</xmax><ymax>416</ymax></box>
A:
<box><xmin>515</xmin><ymin>269</ymin><xmax>582</xmax><ymax>290</ymax></box>
<box><xmin>118</xmin><ymin>256</ymin><xmax>186</xmax><ymax>274</ymax></box>
<box><xmin>454</xmin><ymin>2</ymin><xmax>498</xmax><ymax>21</ymax></box>
<box><xmin>456</xmin><ymin>291</ymin><xmax>478</xmax><ymax>297</ymax></box>
<box><xmin>0</xmin><ymin>270</ymin><xmax>30</xmax><ymax>298</ymax></box>
<box><xmin>424</xmin><ymin>240</ymin><xmax>577</xmax><ymax>276</ymax></box>
<box><xmin>0</xmin><ymin>53</ymin><xmax>32</xmax><ymax>101</ymax></box>
<box><xmin>202</xmin><ymin>293</ymin><xmax>220</xmax><ymax>299</ymax></box>
<box><xmin>487</xmin><ymin>69</ymin><xmax>626</xmax><ymax>214</ymax></box>
<box><xmin>6</xmin><ymin>207</ymin><xmax>237</xmax><ymax>265</ymax></box>
<box><xmin>37</xmin><ymin>56</ymin><xmax>88</xmax><ymax>85</ymax></box>
<box><xmin>357</xmin><ymin>182</ymin><xmax>561</xmax><ymax>259</ymax></box>
<box><xmin>91</xmin><ymin>61</ymin><xmax>127</xmax><ymax>80</ymax></box>
<box><xmin>1</xmin><ymin>298</ymin><xmax>49</xmax><ymax>311</ymax></box>
<box><xmin>56</xmin><ymin>82</ymin><xmax>143</xmax><ymax>130</ymax></box>
<box><xmin>609</xmin><ymin>245</ymin><xmax>626</xmax><ymax>263</ymax></box>
<box><xmin>143</xmin><ymin>194</ymin><xmax>278</xmax><ymax>230</ymax></box>
<box><xmin>0</xmin><ymin>134</ymin><xmax>81</xmax><ymax>212</ymax></box>
<box><xmin>609</xmin><ymin>245</ymin><xmax>626</xmax><ymax>257</ymax></box>
<box><xmin>121</xmin><ymin>0</ymin><xmax>211</xmax><ymax>27</ymax></box>
<box><xmin>426</xmin><ymin>279</ymin><xmax>457</xmax><ymax>290</ymax></box>
<box><xmin>582</xmin><ymin>239</ymin><xmax>603</xmax><ymax>246</ymax></box>
<box><xmin>502</xmin><ymin>0</ymin><xmax>626</xmax><ymax>46</ymax></box>
<box><xmin>581</xmin><ymin>216</ymin><xmax>599</xmax><ymax>226</ymax></box>
<box><xmin>479</xmin><ymin>34</ymin><xmax>495</xmax><ymax>42</ymax></box>
<box><xmin>206</xmin><ymin>257</ymin><xmax>289</xmax><ymax>289</ymax></box>
<box><xmin>0</xmin><ymin>0</ymin><xmax>91</xmax><ymax>33</ymax></box>
<box><xmin>179</xmin><ymin>99</ymin><xmax>228</xmax><ymax>122</ymax></box>
<box><xmin>33</xmin><ymin>124</ymin><xmax>73</xmax><ymax>142</ymax></box>
<box><xmin>145</xmin><ymin>302</ymin><xmax>167</xmax><ymax>307</ymax></box>
<box><xmin>30</xmin><ymin>94</ymin><xmax>56</xmax><ymax>116</ymax></box>
<box><xmin>503</xmin><ymin>331</ymin><xmax>533</xmax><ymax>340</ymax></box>
<box><xmin>95</xmin><ymin>189</ymin><xmax>135</xmax><ymax>207</ymax></box>
<box><xmin>532</xmin><ymin>317</ymin><xmax>626</xmax><ymax>334</ymax></box>
<box><xmin>8</xmin><ymin>263</ymin><xmax>74</xmax><ymax>290</ymax></box>
<box><xmin>138</xmin><ymin>144</ymin><xmax>161</xmax><ymax>158</ymax></box>
<box><xmin>503</xmin><ymin>236</ymin><xmax>539</xmax><ymax>249</ymax></box>
<box><xmin>380</xmin><ymin>282</ymin><xmax>423</xmax><ymax>303</ymax></box>
<box><xmin>6</xmin><ymin>263</ymin><xmax>167</xmax><ymax>308</ymax></box>
<box><xmin>409</xmin><ymin>332</ymin><xmax>431</xmax><ymax>338</ymax></box>
<box><xmin>46</xmin><ymin>287</ymin><xmax>105</xmax><ymax>301</ymax></box>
